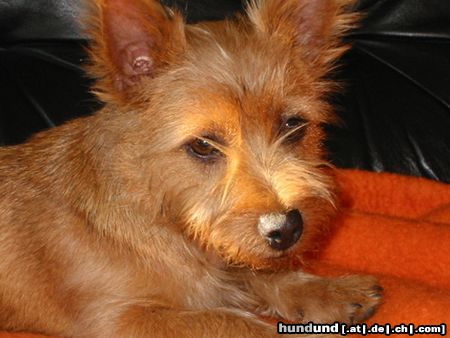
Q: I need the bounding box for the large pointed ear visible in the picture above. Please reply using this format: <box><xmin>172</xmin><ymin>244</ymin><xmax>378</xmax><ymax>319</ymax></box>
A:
<box><xmin>247</xmin><ymin>0</ymin><xmax>358</xmax><ymax>75</ymax></box>
<box><xmin>86</xmin><ymin>0</ymin><xmax>185</xmax><ymax>102</ymax></box>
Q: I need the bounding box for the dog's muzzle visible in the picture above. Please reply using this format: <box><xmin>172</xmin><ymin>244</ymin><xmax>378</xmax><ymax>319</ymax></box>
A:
<box><xmin>258</xmin><ymin>209</ymin><xmax>303</xmax><ymax>251</ymax></box>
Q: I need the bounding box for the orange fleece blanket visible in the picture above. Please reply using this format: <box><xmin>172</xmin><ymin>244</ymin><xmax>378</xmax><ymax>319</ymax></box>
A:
<box><xmin>2</xmin><ymin>169</ymin><xmax>450</xmax><ymax>337</ymax></box>
<box><xmin>310</xmin><ymin>169</ymin><xmax>450</xmax><ymax>334</ymax></box>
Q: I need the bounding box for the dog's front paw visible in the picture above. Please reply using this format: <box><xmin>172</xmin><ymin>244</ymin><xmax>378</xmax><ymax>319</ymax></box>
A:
<box><xmin>278</xmin><ymin>274</ymin><xmax>382</xmax><ymax>324</ymax></box>
<box><xmin>325</xmin><ymin>275</ymin><xmax>383</xmax><ymax>324</ymax></box>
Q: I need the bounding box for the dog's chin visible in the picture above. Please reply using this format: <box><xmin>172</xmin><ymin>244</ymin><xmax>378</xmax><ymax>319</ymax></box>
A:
<box><xmin>232</xmin><ymin>254</ymin><xmax>295</xmax><ymax>271</ymax></box>
<box><xmin>213</xmin><ymin>244</ymin><xmax>299</xmax><ymax>270</ymax></box>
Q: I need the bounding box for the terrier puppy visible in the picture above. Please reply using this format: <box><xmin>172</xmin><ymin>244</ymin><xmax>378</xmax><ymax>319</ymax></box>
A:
<box><xmin>0</xmin><ymin>0</ymin><xmax>382</xmax><ymax>337</ymax></box>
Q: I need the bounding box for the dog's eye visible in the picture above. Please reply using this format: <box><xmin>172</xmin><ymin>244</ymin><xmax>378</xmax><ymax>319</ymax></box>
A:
<box><xmin>187</xmin><ymin>138</ymin><xmax>221</xmax><ymax>160</ymax></box>
<box><xmin>281</xmin><ymin>117</ymin><xmax>308</xmax><ymax>143</ymax></box>
<box><xmin>284</xmin><ymin>117</ymin><xmax>305</xmax><ymax>129</ymax></box>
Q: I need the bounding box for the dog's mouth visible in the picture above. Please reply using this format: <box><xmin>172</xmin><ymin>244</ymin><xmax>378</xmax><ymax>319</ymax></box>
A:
<box><xmin>264</xmin><ymin>241</ymin><xmax>301</xmax><ymax>260</ymax></box>
<box><xmin>182</xmin><ymin>210</ymin><xmax>309</xmax><ymax>269</ymax></box>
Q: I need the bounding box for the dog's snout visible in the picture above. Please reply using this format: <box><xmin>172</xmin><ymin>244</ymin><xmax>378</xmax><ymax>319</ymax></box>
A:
<box><xmin>258</xmin><ymin>209</ymin><xmax>303</xmax><ymax>251</ymax></box>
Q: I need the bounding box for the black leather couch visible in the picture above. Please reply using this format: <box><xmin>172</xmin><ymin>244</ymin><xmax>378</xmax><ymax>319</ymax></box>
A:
<box><xmin>1</xmin><ymin>0</ymin><xmax>449</xmax><ymax>182</ymax></box>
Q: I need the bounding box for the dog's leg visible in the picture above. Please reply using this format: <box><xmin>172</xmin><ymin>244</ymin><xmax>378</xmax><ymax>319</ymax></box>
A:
<box><xmin>244</xmin><ymin>271</ymin><xmax>382</xmax><ymax>324</ymax></box>
<box><xmin>89</xmin><ymin>306</ymin><xmax>278</xmax><ymax>338</ymax></box>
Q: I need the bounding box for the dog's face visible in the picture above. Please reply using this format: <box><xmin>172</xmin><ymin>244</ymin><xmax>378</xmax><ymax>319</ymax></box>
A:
<box><xmin>88</xmin><ymin>0</ymin><xmax>356</xmax><ymax>268</ymax></box>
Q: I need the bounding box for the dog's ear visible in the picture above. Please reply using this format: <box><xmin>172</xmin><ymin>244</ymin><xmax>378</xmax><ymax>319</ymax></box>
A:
<box><xmin>247</xmin><ymin>0</ymin><xmax>358</xmax><ymax>75</ymax></box>
<box><xmin>86</xmin><ymin>0</ymin><xmax>185</xmax><ymax>102</ymax></box>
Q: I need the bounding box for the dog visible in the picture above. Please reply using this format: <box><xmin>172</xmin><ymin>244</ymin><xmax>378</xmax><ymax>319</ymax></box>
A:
<box><xmin>0</xmin><ymin>0</ymin><xmax>382</xmax><ymax>336</ymax></box>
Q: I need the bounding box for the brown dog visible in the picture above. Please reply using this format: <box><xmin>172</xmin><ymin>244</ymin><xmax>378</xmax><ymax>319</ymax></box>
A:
<box><xmin>0</xmin><ymin>0</ymin><xmax>382</xmax><ymax>337</ymax></box>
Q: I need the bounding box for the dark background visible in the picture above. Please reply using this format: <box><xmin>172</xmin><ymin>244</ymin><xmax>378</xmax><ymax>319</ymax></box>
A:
<box><xmin>1</xmin><ymin>0</ymin><xmax>449</xmax><ymax>182</ymax></box>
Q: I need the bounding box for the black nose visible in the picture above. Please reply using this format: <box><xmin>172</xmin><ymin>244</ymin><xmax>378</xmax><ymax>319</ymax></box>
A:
<box><xmin>266</xmin><ymin>209</ymin><xmax>303</xmax><ymax>251</ymax></box>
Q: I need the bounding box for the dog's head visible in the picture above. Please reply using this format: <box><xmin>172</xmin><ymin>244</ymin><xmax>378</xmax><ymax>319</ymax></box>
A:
<box><xmin>87</xmin><ymin>0</ymin><xmax>356</xmax><ymax>268</ymax></box>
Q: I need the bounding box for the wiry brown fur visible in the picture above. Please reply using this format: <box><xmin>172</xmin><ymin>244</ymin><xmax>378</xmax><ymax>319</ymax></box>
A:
<box><xmin>0</xmin><ymin>0</ymin><xmax>380</xmax><ymax>337</ymax></box>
